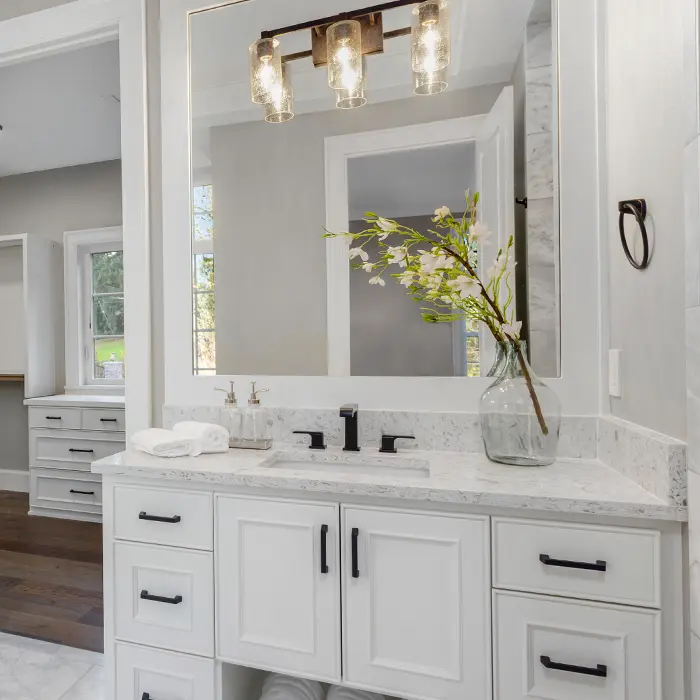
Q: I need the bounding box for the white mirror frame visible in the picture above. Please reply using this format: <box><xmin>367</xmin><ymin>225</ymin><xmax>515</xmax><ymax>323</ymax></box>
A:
<box><xmin>0</xmin><ymin>0</ymin><xmax>151</xmax><ymax>433</ymax></box>
<box><xmin>161</xmin><ymin>0</ymin><xmax>604</xmax><ymax>414</ymax></box>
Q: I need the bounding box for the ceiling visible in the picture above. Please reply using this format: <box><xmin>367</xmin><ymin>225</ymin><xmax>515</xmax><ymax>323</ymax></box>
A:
<box><xmin>347</xmin><ymin>141</ymin><xmax>476</xmax><ymax>220</ymax></box>
<box><xmin>0</xmin><ymin>40</ymin><xmax>121</xmax><ymax>178</ymax></box>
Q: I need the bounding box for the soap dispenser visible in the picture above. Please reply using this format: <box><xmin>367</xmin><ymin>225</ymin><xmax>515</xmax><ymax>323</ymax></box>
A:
<box><xmin>236</xmin><ymin>381</ymin><xmax>273</xmax><ymax>450</ymax></box>
<box><xmin>215</xmin><ymin>381</ymin><xmax>241</xmax><ymax>447</ymax></box>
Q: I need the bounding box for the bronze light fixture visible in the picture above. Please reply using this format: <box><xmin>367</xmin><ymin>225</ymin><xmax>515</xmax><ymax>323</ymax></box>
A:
<box><xmin>249</xmin><ymin>0</ymin><xmax>451</xmax><ymax>122</ymax></box>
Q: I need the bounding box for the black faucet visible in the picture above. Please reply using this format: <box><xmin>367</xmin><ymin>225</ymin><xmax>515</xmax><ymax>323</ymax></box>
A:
<box><xmin>340</xmin><ymin>404</ymin><xmax>360</xmax><ymax>452</ymax></box>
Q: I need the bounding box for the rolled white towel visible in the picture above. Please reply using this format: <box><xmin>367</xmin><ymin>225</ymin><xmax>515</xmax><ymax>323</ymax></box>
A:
<box><xmin>172</xmin><ymin>421</ymin><xmax>229</xmax><ymax>453</ymax></box>
<box><xmin>131</xmin><ymin>428</ymin><xmax>202</xmax><ymax>458</ymax></box>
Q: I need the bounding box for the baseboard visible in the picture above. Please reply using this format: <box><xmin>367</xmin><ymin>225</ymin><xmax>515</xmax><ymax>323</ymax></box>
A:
<box><xmin>0</xmin><ymin>469</ymin><xmax>29</xmax><ymax>493</ymax></box>
<box><xmin>28</xmin><ymin>506</ymin><xmax>101</xmax><ymax>523</ymax></box>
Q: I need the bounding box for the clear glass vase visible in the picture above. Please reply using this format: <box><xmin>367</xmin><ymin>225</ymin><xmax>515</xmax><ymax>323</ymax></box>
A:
<box><xmin>479</xmin><ymin>341</ymin><xmax>561</xmax><ymax>466</ymax></box>
<box><xmin>485</xmin><ymin>342</ymin><xmax>508</xmax><ymax>378</ymax></box>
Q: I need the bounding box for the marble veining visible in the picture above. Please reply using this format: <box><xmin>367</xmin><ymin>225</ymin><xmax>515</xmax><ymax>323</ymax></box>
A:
<box><xmin>0</xmin><ymin>632</ymin><xmax>104</xmax><ymax>700</ymax></box>
<box><xmin>93</xmin><ymin>444</ymin><xmax>686</xmax><ymax>522</ymax></box>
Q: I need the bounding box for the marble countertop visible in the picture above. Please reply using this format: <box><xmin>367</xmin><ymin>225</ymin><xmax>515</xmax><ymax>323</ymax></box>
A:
<box><xmin>92</xmin><ymin>445</ymin><xmax>686</xmax><ymax>522</ymax></box>
<box><xmin>24</xmin><ymin>394</ymin><xmax>125</xmax><ymax>409</ymax></box>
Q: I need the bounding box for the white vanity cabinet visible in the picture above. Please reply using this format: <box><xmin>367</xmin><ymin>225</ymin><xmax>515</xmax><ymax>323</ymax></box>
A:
<box><xmin>342</xmin><ymin>506</ymin><xmax>490</xmax><ymax>700</ymax></box>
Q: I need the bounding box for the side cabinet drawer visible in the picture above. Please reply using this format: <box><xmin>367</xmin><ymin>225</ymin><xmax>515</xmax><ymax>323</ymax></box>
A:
<box><xmin>493</xmin><ymin>591</ymin><xmax>661</xmax><ymax>700</ymax></box>
<box><xmin>31</xmin><ymin>430</ymin><xmax>125</xmax><ymax>470</ymax></box>
<box><xmin>492</xmin><ymin>518</ymin><xmax>661</xmax><ymax>607</ymax></box>
<box><xmin>114</xmin><ymin>485</ymin><xmax>213</xmax><ymax>550</ymax></box>
<box><xmin>82</xmin><ymin>408</ymin><xmax>125</xmax><ymax>432</ymax></box>
<box><xmin>115</xmin><ymin>642</ymin><xmax>215</xmax><ymax>700</ymax></box>
<box><xmin>114</xmin><ymin>542</ymin><xmax>214</xmax><ymax>656</ymax></box>
<box><xmin>28</xmin><ymin>407</ymin><xmax>81</xmax><ymax>430</ymax></box>
<box><xmin>30</xmin><ymin>468</ymin><xmax>102</xmax><ymax>514</ymax></box>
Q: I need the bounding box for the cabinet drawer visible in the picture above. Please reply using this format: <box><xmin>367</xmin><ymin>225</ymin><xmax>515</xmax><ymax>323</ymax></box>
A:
<box><xmin>28</xmin><ymin>407</ymin><xmax>81</xmax><ymax>430</ymax></box>
<box><xmin>493</xmin><ymin>591</ymin><xmax>660</xmax><ymax>700</ymax></box>
<box><xmin>30</xmin><ymin>430</ymin><xmax>125</xmax><ymax>470</ymax></box>
<box><xmin>30</xmin><ymin>468</ymin><xmax>102</xmax><ymax>514</ymax></box>
<box><xmin>82</xmin><ymin>408</ymin><xmax>125</xmax><ymax>432</ymax></box>
<box><xmin>114</xmin><ymin>485</ymin><xmax>213</xmax><ymax>550</ymax></box>
<box><xmin>115</xmin><ymin>642</ymin><xmax>215</xmax><ymax>700</ymax></box>
<box><xmin>492</xmin><ymin>518</ymin><xmax>661</xmax><ymax>607</ymax></box>
<box><xmin>114</xmin><ymin>542</ymin><xmax>214</xmax><ymax>656</ymax></box>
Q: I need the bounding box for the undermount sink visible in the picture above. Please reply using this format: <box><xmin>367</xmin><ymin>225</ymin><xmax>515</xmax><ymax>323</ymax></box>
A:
<box><xmin>260</xmin><ymin>450</ymin><xmax>430</xmax><ymax>479</ymax></box>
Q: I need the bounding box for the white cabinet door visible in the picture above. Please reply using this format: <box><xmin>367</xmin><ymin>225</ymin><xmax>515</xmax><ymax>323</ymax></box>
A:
<box><xmin>115</xmin><ymin>642</ymin><xmax>215</xmax><ymax>700</ymax></box>
<box><xmin>493</xmin><ymin>591</ymin><xmax>661</xmax><ymax>700</ymax></box>
<box><xmin>342</xmin><ymin>506</ymin><xmax>491</xmax><ymax>700</ymax></box>
<box><xmin>216</xmin><ymin>495</ymin><xmax>340</xmax><ymax>682</ymax></box>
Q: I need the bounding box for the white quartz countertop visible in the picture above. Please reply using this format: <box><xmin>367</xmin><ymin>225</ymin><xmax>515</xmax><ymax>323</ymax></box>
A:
<box><xmin>24</xmin><ymin>394</ymin><xmax>125</xmax><ymax>409</ymax></box>
<box><xmin>92</xmin><ymin>445</ymin><xmax>686</xmax><ymax>522</ymax></box>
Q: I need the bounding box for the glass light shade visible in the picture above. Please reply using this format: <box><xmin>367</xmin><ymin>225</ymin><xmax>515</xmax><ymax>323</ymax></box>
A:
<box><xmin>263</xmin><ymin>65</ymin><xmax>294</xmax><ymax>123</ymax></box>
<box><xmin>411</xmin><ymin>0</ymin><xmax>450</xmax><ymax>74</ymax></box>
<box><xmin>335</xmin><ymin>84</ymin><xmax>367</xmax><ymax>109</ymax></box>
<box><xmin>249</xmin><ymin>37</ymin><xmax>282</xmax><ymax>105</ymax></box>
<box><xmin>413</xmin><ymin>66</ymin><xmax>448</xmax><ymax>95</ymax></box>
<box><xmin>327</xmin><ymin>20</ymin><xmax>364</xmax><ymax>94</ymax></box>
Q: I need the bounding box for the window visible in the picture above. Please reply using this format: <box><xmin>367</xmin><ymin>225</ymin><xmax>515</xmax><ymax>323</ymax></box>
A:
<box><xmin>64</xmin><ymin>228</ymin><xmax>125</xmax><ymax>392</ymax></box>
<box><xmin>193</xmin><ymin>185</ymin><xmax>215</xmax><ymax>374</ymax></box>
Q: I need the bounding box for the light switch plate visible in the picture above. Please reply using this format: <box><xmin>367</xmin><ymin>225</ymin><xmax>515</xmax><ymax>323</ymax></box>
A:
<box><xmin>609</xmin><ymin>349</ymin><xmax>622</xmax><ymax>397</ymax></box>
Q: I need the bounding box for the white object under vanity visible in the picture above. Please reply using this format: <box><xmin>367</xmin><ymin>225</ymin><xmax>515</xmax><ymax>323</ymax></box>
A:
<box><xmin>94</xmin><ymin>448</ymin><xmax>687</xmax><ymax>700</ymax></box>
<box><xmin>26</xmin><ymin>394</ymin><xmax>125</xmax><ymax>521</ymax></box>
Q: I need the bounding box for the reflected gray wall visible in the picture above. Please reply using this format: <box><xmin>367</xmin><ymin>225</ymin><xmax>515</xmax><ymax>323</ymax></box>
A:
<box><xmin>209</xmin><ymin>84</ymin><xmax>506</xmax><ymax>375</ymax></box>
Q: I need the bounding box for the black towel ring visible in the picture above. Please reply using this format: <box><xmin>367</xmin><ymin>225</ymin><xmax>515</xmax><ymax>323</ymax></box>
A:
<box><xmin>618</xmin><ymin>198</ymin><xmax>649</xmax><ymax>270</ymax></box>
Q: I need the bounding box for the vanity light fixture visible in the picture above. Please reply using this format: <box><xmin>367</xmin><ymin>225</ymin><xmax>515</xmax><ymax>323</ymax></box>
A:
<box><xmin>252</xmin><ymin>0</ymin><xmax>451</xmax><ymax>122</ymax></box>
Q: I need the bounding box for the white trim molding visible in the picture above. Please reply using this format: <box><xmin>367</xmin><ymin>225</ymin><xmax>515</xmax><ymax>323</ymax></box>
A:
<box><xmin>0</xmin><ymin>469</ymin><xmax>29</xmax><ymax>494</ymax></box>
<box><xmin>160</xmin><ymin>0</ymin><xmax>602</xmax><ymax>416</ymax></box>
<box><xmin>0</xmin><ymin>0</ymin><xmax>151</xmax><ymax>432</ymax></box>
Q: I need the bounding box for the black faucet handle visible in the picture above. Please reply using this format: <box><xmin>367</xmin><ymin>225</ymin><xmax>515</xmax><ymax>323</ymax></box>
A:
<box><xmin>340</xmin><ymin>403</ymin><xmax>358</xmax><ymax>417</ymax></box>
<box><xmin>379</xmin><ymin>434</ymin><xmax>416</xmax><ymax>454</ymax></box>
<box><xmin>293</xmin><ymin>430</ymin><xmax>326</xmax><ymax>450</ymax></box>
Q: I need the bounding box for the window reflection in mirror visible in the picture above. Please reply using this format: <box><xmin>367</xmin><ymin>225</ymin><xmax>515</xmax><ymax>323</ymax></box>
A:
<box><xmin>188</xmin><ymin>0</ymin><xmax>559</xmax><ymax>377</ymax></box>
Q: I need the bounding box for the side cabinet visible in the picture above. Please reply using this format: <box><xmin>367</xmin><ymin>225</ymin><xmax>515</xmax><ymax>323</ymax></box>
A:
<box><xmin>341</xmin><ymin>506</ymin><xmax>491</xmax><ymax>700</ymax></box>
<box><xmin>216</xmin><ymin>495</ymin><xmax>341</xmax><ymax>682</ymax></box>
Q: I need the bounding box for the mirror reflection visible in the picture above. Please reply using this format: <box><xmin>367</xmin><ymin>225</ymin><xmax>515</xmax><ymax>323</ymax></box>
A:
<box><xmin>189</xmin><ymin>0</ymin><xmax>559</xmax><ymax>377</ymax></box>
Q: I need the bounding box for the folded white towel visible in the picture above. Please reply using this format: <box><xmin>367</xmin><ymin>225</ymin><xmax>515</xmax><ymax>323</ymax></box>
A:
<box><xmin>131</xmin><ymin>428</ymin><xmax>202</xmax><ymax>458</ymax></box>
<box><xmin>172</xmin><ymin>421</ymin><xmax>229</xmax><ymax>453</ymax></box>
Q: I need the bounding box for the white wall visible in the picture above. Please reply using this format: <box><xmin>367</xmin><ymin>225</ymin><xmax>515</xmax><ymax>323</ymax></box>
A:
<box><xmin>0</xmin><ymin>0</ymin><xmax>74</xmax><ymax>22</ymax></box>
<box><xmin>605</xmin><ymin>0</ymin><xmax>687</xmax><ymax>439</ymax></box>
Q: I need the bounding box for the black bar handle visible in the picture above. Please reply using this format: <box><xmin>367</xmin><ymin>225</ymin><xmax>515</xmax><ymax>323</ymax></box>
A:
<box><xmin>321</xmin><ymin>524</ymin><xmax>329</xmax><ymax>574</ymax></box>
<box><xmin>45</xmin><ymin>416</ymin><xmax>62</xmax><ymax>420</ymax></box>
<box><xmin>539</xmin><ymin>553</ymin><xmax>607</xmax><ymax>572</ymax></box>
<box><xmin>351</xmin><ymin>527</ymin><xmax>359</xmax><ymax>578</ymax></box>
<box><xmin>139</xmin><ymin>511</ymin><xmax>181</xmax><ymax>524</ymax></box>
<box><xmin>69</xmin><ymin>448</ymin><xmax>95</xmax><ymax>454</ymax></box>
<box><xmin>100</xmin><ymin>418</ymin><xmax>118</xmax><ymax>422</ymax></box>
<box><xmin>140</xmin><ymin>590</ymin><xmax>183</xmax><ymax>605</ymax></box>
<box><xmin>540</xmin><ymin>655</ymin><xmax>608</xmax><ymax>678</ymax></box>
<box><xmin>70</xmin><ymin>489</ymin><xmax>95</xmax><ymax>495</ymax></box>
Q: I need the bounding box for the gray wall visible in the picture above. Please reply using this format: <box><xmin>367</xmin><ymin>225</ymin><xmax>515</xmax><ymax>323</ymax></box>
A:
<box><xmin>0</xmin><ymin>160</ymin><xmax>122</xmax><ymax>473</ymax></box>
<box><xmin>0</xmin><ymin>0</ymin><xmax>74</xmax><ymax>21</ymax></box>
<box><xmin>209</xmin><ymin>83</ymin><xmax>506</xmax><ymax>376</ymax></box>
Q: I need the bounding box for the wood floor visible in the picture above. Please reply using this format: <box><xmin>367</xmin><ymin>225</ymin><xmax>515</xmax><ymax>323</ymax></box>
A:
<box><xmin>0</xmin><ymin>490</ymin><xmax>103</xmax><ymax>652</ymax></box>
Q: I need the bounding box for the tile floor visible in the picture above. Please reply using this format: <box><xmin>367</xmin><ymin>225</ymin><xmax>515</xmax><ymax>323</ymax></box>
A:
<box><xmin>0</xmin><ymin>631</ymin><xmax>104</xmax><ymax>700</ymax></box>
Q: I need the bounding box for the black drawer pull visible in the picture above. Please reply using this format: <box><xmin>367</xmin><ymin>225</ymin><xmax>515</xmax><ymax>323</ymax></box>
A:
<box><xmin>100</xmin><ymin>418</ymin><xmax>118</xmax><ymax>423</ymax></box>
<box><xmin>140</xmin><ymin>590</ymin><xmax>183</xmax><ymax>605</ymax></box>
<box><xmin>139</xmin><ymin>511</ymin><xmax>181</xmax><ymax>524</ymax></box>
<box><xmin>70</xmin><ymin>489</ymin><xmax>95</xmax><ymax>495</ymax></box>
<box><xmin>69</xmin><ymin>448</ymin><xmax>95</xmax><ymax>454</ymax></box>
<box><xmin>540</xmin><ymin>655</ymin><xmax>608</xmax><ymax>678</ymax></box>
<box><xmin>321</xmin><ymin>524</ymin><xmax>329</xmax><ymax>574</ymax></box>
<box><xmin>351</xmin><ymin>527</ymin><xmax>359</xmax><ymax>578</ymax></box>
<box><xmin>45</xmin><ymin>416</ymin><xmax>62</xmax><ymax>420</ymax></box>
<box><xmin>539</xmin><ymin>553</ymin><xmax>607</xmax><ymax>572</ymax></box>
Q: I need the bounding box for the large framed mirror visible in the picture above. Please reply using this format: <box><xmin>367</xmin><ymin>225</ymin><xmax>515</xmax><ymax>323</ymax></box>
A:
<box><xmin>188</xmin><ymin>0</ymin><xmax>559</xmax><ymax>378</ymax></box>
<box><xmin>161</xmin><ymin>0</ymin><xmax>600</xmax><ymax>412</ymax></box>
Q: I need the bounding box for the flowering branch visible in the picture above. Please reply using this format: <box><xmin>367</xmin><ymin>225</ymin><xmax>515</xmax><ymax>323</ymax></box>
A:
<box><xmin>324</xmin><ymin>190</ymin><xmax>548</xmax><ymax>435</ymax></box>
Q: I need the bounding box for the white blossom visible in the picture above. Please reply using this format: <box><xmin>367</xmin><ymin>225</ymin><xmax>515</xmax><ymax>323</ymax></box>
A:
<box><xmin>432</xmin><ymin>206</ymin><xmax>451</xmax><ymax>222</ymax></box>
<box><xmin>387</xmin><ymin>246</ymin><xmax>408</xmax><ymax>267</ymax></box>
<box><xmin>369</xmin><ymin>276</ymin><xmax>385</xmax><ymax>286</ymax></box>
<box><xmin>376</xmin><ymin>217</ymin><xmax>397</xmax><ymax>232</ymax></box>
<box><xmin>397</xmin><ymin>270</ymin><xmax>416</xmax><ymax>287</ymax></box>
<box><xmin>448</xmin><ymin>275</ymin><xmax>480</xmax><ymax>299</ymax></box>
<box><xmin>502</xmin><ymin>321</ymin><xmax>522</xmax><ymax>339</ymax></box>
<box><xmin>469</xmin><ymin>222</ymin><xmax>492</xmax><ymax>246</ymax></box>
<box><xmin>361</xmin><ymin>262</ymin><xmax>375</xmax><ymax>272</ymax></box>
<box><xmin>348</xmin><ymin>247</ymin><xmax>369</xmax><ymax>262</ymax></box>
